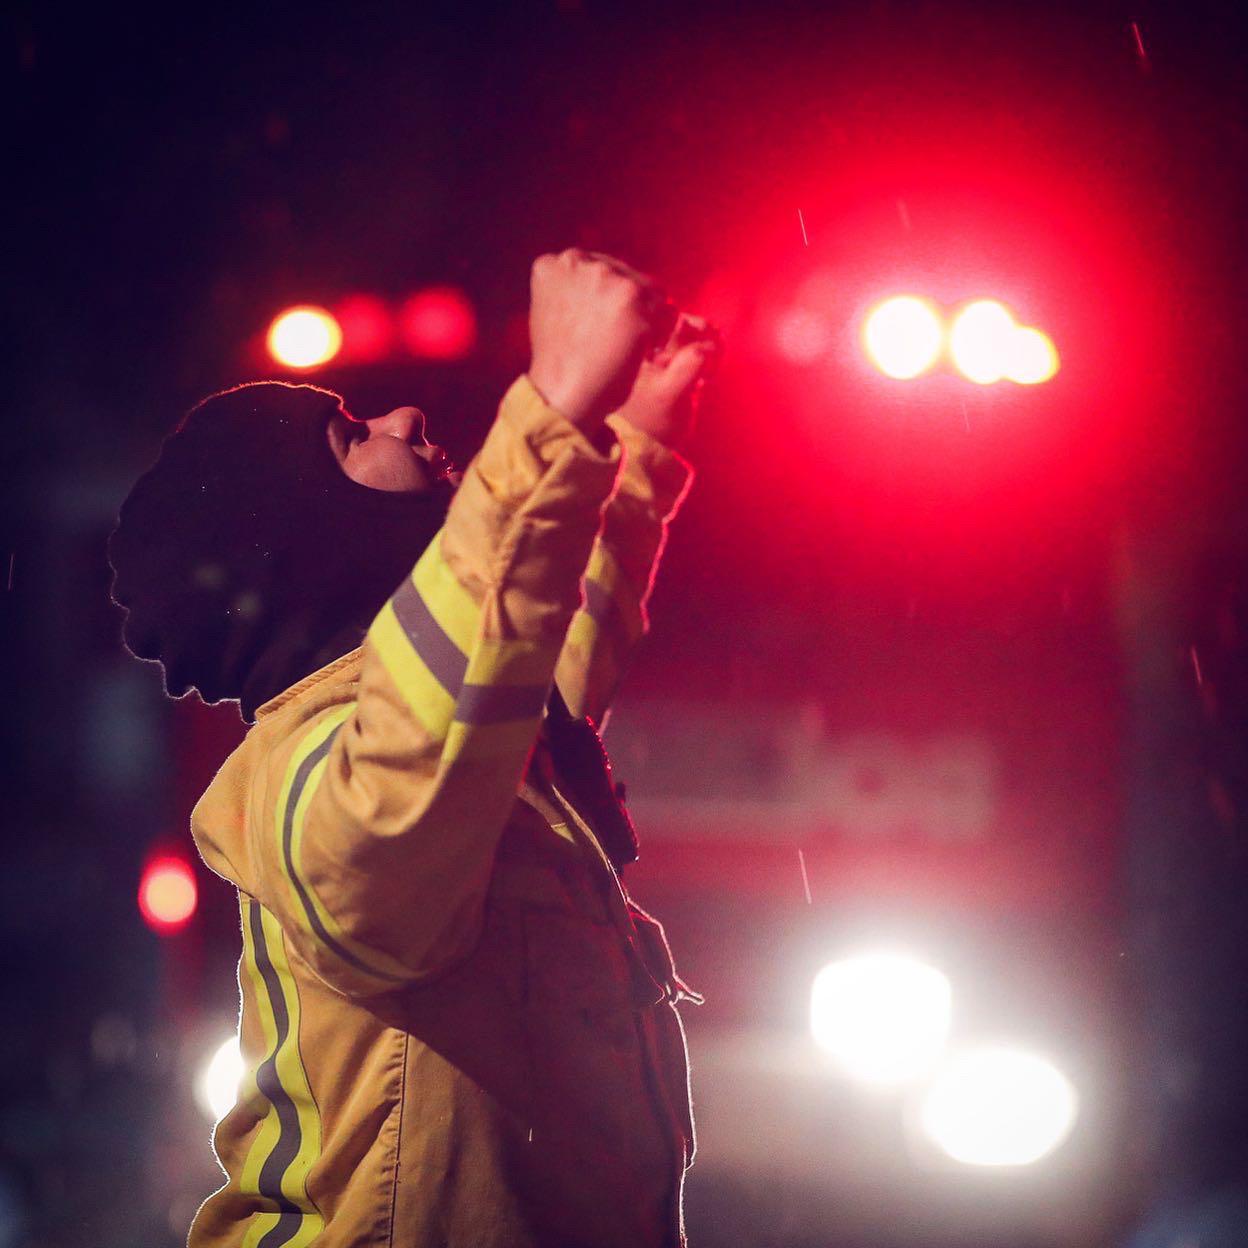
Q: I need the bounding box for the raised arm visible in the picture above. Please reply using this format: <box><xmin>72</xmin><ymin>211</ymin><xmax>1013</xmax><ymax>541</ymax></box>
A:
<box><xmin>249</xmin><ymin>251</ymin><xmax>664</xmax><ymax>997</ymax></box>
<box><xmin>556</xmin><ymin>316</ymin><xmax>719</xmax><ymax>725</ymax></box>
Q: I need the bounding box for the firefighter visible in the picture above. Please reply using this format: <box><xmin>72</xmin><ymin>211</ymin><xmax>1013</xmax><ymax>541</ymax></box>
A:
<box><xmin>110</xmin><ymin>249</ymin><xmax>718</xmax><ymax>1247</ymax></box>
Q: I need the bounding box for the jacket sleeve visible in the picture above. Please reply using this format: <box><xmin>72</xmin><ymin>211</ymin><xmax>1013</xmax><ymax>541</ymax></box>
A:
<box><xmin>553</xmin><ymin>415</ymin><xmax>693</xmax><ymax>726</ymax></box>
<box><xmin>251</xmin><ymin>376</ymin><xmax>622</xmax><ymax>996</ymax></box>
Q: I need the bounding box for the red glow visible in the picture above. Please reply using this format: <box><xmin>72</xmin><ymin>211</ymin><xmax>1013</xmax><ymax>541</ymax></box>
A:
<box><xmin>775</xmin><ymin>308</ymin><xmax>835</xmax><ymax>364</ymax></box>
<box><xmin>398</xmin><ymin>287</ymin><xmax>477</xmax><ymax>360</ymax></box>
<box><xmin>334</xmin><ymin>294</ymin><xmax>395</xmax><ymax>364</ymax></box>
<box><xmin>702</xmin><ymin>148</ymin><xmax>1159</xmax><ymax>564</ymax></box>
<box><xmin>138</xmin><ymin>857</ymin><xmax>198</xmax><ymax>933</ymax></box>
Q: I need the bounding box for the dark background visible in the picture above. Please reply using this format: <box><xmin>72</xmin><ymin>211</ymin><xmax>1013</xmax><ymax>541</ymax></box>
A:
<box><xmin>6</xmin><ymin>2</ymin><xmax>1248</xmax><ymax>1245</ymax></box>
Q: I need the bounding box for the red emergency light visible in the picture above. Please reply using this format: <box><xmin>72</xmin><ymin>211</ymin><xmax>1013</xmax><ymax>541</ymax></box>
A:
<box><xmin>263</xmin><ymin>286</ymin><xmax>477</xmax><ymax>370</ymax></box>
<box><xmin>398</xmin><ymin>286</ymin><xmax>477</xmax><ymax>360</ymax></box>
<box><xmin>138</xmin><ymin>856</ymin><xmax>199</xmax><ymax>934</ymax></box>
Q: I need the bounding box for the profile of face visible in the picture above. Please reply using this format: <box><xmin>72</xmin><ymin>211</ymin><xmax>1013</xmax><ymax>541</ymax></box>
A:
<box><xmin>326</xmin><ymin>406</ymin><xmax>455</xmax><ymax>493</ymax></box>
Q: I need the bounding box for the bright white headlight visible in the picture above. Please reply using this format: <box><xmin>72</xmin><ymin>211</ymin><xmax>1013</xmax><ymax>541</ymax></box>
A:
<box><xmin>810</xmin><ymin>952</ymin><xmax>953</xmax><ymax>1085</ymax></box>
<box><xmin>919</xmin><ymin>1046</ymin><xmax>1079</xmax><ymax>1166</ymax></box>
<box><xmin>195</xmin><ymin>1036</ymin><xmax>244</xmax><ymax>1123</ymax></box>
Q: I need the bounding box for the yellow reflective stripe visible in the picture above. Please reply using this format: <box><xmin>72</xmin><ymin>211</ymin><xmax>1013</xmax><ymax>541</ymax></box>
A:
<box><xmin>370</xmin><ymin>530</ymin><xmax>562</xmax><ymax>757</ymax></box>
<box><xmin>557</xmin><ymin>545</ymin><xmax>643</xmax><ymax>724</ymax></box>
<box><xmin>257</xmin><ymin>906</ymin><xmax>324</xmax><ymax>1246</ymax></box>
<box><xmin>277</xmin><ymin>706</ymin><xmax>412</xmax><ymax>986</ymax></box>
<box><xmin>239</xmin><ymin>898</ymin><xmax>282</xmax><ymax>1208</ymax></box>
<box><xmin>584</xmin><ymin>543</ymin><xmax>615</xmax><ymax>589</ymax></box>
<box><xmin>372</xmin><ymin>597</ymin><xmax>554</xmax><ymax>762</ymax></box>
<box><xmin>368</xmin><ymin>600</ymin><xmax>457</xmax><ymax>735</ymax></box>
<box><xmin>288</xmin><ymin>752</ymin><xmax>414</xmax><ymax>984</ymax></box>
<box><xmin>410</xmin><ymin>536</ymin><xmax>479</xmax><ymax>657</ymax></box>
<box><xmin>558</xmin><ymin>610</ymin><xmax>616</xmax><ymax>727</ymax></box>
<box><xmin>464</xmin><ymin>635</ymin><xmax>560</xmax><ymax>693</ymax></box>
<box><xmin>585</xmin><ymin>545</ymin><xmax>643</xmax><ymax>642</ymax></box>
<box><xmin>566</xmin><ymin>607</ymin><xmax>598</xmax><ymax>653</ymax></box>
<box><xmin>584</xmin><ymin>544</ymin><xmax>643</xmax><ymax>643</ymax></box>
<box><xmin>437</xmin><ymin>637</ymin><xmax>555</xmax><ymax>761</ymax></box>
<box><xmin>270</xmin><ymin>710</ymin><xmax>346</xmax><ymax>878</ymax></box>
<box><xmin>238</xmin><ymin>898</ymin><xmax>325</xmax><ymax>1248</ymax></box>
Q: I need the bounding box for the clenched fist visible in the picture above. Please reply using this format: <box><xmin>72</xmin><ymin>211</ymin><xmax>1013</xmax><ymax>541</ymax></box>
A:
<box><xmin>528</xmin><ymin>249</ymin><xmax>674</xmax><ymax>432</ymax></box>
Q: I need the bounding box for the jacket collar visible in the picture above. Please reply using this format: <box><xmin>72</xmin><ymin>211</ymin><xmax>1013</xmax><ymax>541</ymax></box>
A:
<box><xmin>254</xmin><ymin>646</ymin><xmax>364</xmax><ymax>720</ymax></box>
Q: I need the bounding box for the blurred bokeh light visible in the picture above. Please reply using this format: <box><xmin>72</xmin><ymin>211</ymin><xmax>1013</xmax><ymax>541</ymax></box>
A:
<box><xmin>948</xmin><ymin>299</ymin><xmax>1018</xmax><ymax>384</ymax></box>
<box><xmin>334</xmin><ymin>294</ymin><xmax>395</xmax><ymax>365</ymax></box>
<box><xmin>195</xmin><ymin>1036</ymin><xmax>244</xmax><ymax>1123</ymax></box>
<box><xmin>919</xmin><ymin>1046</ymin><xmax>1079</xmax><ymax>1166</ymax></box>
<box><xmin>266</xmin><ymin>305</ymin><xmax>344</xmax><ymax>369</ymax></box>
<box><xmin>398</xmin><ymin>286</ymin><xmax>477</xmax><ymax>360</ymax></box>
<box><xmin>137</xmin><ymin>857</ymin><xmax>198</xmax><ymax>933</ymax></box>
<box><xmin>1006</xmin><ymin>324</ymin><xmax>1061</xmax><ymax>384</ymax></box>
<box><xmin>862</xmin><ymin>295</ymin><xmax>944</xmax><ymax>379</ymax></box>
<box><xmin>811</xmin><ymin>952</ymin><xmax>953</xmax><ymax>1085</ymax></box>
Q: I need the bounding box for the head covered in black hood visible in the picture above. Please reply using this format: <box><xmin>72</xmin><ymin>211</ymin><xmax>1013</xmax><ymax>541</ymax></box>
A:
<box><xmin>109</xmin><ymin>382</ymin><xmax>454</xmax><ymax>721</ymax></box>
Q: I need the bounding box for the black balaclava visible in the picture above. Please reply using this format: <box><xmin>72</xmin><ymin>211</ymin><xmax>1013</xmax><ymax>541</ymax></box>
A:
<box><xmin>109</xmin><ymin>380</ymin><xmax>644</xmax><ymax>869</ymax></box>
<box><xmin>109</xmin><ymin>381</ymin><xmax>454</xmax><ymax>721</ymax></box>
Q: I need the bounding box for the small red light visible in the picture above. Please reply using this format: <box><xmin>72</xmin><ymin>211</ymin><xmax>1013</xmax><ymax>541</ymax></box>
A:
<box><xmin>399</xmin><ymin>287</ymin><xmax>477</xmax><ymax>360</ymax></box>
<box><xmin>335</xmin><ymin>294</ymin><xmax>395</xmax><ymax>365</ymax></box>
<box><xmin>138</xmin><ymin>857</ymin><xmax>198</xmax><ymax>933</ymax></box>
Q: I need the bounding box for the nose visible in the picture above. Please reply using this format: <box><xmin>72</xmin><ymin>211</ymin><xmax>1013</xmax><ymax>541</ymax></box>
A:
<box><xmin>365</xmin><ymin>406</ymin><xmax>427</xmax><ymax>444</ymax></box>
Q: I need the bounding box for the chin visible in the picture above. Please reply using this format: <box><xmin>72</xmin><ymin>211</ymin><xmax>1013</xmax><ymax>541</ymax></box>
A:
<box><xmin>351</xmin><ymin>443</ymin><xmax>433</xmax><ymax>493</ymax></box>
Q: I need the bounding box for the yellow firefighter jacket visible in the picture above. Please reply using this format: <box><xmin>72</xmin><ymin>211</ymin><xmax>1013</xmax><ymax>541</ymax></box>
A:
<box><xmin>187</xmin><ymin>377</ymin><xmax>697</xmax><ymax>1248</ymax></box>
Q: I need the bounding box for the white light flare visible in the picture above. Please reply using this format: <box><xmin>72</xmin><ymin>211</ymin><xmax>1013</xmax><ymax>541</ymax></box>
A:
<box><xmin>862</xmin><ymin>296</ymin><xmax>943</xmax><ymax>380</ymax></box>
<box><xmin>1005</xmin><ymin>326</ymin><xmax>1060</xmax><ymax>385</ymax></box>
<box><xmin>195</xmin><ymin>1036</ymin><xmax>244</xmax><ymax>1123</ymax></box>
<box><xmin>949</xmin><ymin>300</ymin><xmax>1017</xmax><ymax>385</ymax></box>
<box><xmin>810</xmin><ymin>952</ymin><xmax>953</xmax><ymax>1085</ymax></box>
<box><xmin>919</xmin><ymin>1047</ymin><xmax>1079</xmax><ymax>1166</ymax></box>
<box><xmin>266</xmin><ymin>305</ymin><xmax>343</xmax><ymax>369</ymax></box>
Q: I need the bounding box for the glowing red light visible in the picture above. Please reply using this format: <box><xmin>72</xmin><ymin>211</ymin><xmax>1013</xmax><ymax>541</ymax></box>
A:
<box><xmin>775</xmin><ymin>308</ymin><xmax>835</xmax><ymax>364</ymax></box>
<box><xmin>399</xmin><ymin>287</ymin><xmax>477</xmax><ymax>360</ymax></box>
<box><xmin>334</xmin><ymin>294</ymin><xmax>395</xmax><ymax>365</ymax></box>
<box><xmin>138</xmin><ymin>857</ymin><xmax>198</xmax><ymax>933</ymax></box>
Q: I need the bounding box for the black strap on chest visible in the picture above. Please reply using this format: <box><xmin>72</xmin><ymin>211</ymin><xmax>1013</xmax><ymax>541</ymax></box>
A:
<box><xmin>543</xmin><ymin>686</ymin><xmax>640</xmax><ymax>871</ymax></box>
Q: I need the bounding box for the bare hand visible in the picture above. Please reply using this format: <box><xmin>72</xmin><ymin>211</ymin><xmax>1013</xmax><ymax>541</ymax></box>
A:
<box><xmin>527</xmin><ymin>249</ymin><xmax>672</xmax><ymax>432</ymax></box>
<box><xmin>614</xmin><ymin>315</ymin><xmax>721</xmax><ymax>451</ymax></box>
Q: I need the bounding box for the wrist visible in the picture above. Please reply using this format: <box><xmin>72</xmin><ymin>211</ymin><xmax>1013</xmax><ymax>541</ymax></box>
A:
<box><xmin>526</xmin><ymin>367</ymin><xmax>610</xmax><ymax>431</ymax></box>
<box><xmin>614</xmin><ymin>405</ymin><xmax>693</xmax><ymax>453</ymax></box>
<box><xmin>525</xmin><ymin>373</ymin><xmax>618</xmax><ymax>457</ymax></box>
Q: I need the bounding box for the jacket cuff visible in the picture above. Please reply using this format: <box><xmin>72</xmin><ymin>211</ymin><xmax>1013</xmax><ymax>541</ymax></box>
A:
<box><xmin>606</xmin><ymin>415</ymin><xmax>694</xmax><ymax>522</ymax></box>
<box><xmin>499</xmin><ymin>375</ymin><xmax>622</xmax><ymax>480</ymax></box>
<box><xmin>441</xmin><ymin>377</ymin><xmax>623</xmax><ymax>636</ymax></box>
